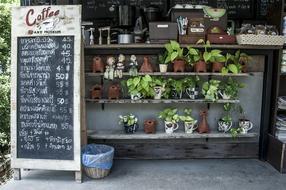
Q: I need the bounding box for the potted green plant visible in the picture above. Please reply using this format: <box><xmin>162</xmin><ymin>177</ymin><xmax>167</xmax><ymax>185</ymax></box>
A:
<box><xmin>164</xmin><ymin>40</ymin><xmax>186</xmax><ymax>72</ymax></box>
<box><xmin>186</xmin><ymin>46</ymin><xmax>200</xmax><ymax>71</ymax></box>
<box><xmin>202</xmin><ymin>79</ymin><xmax>221</xmax><ymax>101</ymax></box>
<box><xmin>238</xmin><ymin>51</ymin><xmax>252</xmax><ymax>73</ymax></box>
<box><xmin>183</xmin><ymin>76</ymin><xmax>200</xmax><ymax>99</ymax></box>
<box><xmin>219</xmin><ymin>78</ymin><xmax>245</xmax><ymax>100</ymax></box>
<box><xmin>119</xmin><ymin>114</ymin><xmax>139</xmax><ymax>134</ymax></box>
<box><xmin>151</xmin><ymin>76</ymin><xmax>166</xmax><ymax>100</ymax></box>
<box><xmin>179</xmin><ymin>108</ymin><xmax>198</xmax><ymax>134</ymax></box>
<box><xmin>158</xmin><ymin>108</ymin><xmax>180</xmax><ymax>134</ymax></box>
<box><xmin>168</xmin><ymin>78</ymin><xmax>184</xmax><ymax>99</ymax></box>
<box><xmin>218</xmin><ymin>103</ymin><xmax>233</xmax><ymax>133</ymax></box>
<box><xmin>158</xmin><ymin>52</ymin><xmax>168</xmax><ymax>73</ymax></box>
<box><xmin>126</xmin><ymin>75</ymin><xmax>154</xmax><ymax>100</ymax></box>
<box><xmin>221</xmin><ymin>52</ymin><xmax>242</xmax><ymax>74</ymax></box>
<box><xmin>194</xmin><ymin>39</ymin><xmax>210</xmax><ymax>73</ymax></box>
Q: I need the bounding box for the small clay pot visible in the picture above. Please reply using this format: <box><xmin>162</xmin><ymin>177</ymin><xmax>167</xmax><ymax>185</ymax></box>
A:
<box><xmin>90</xmin><ymin>85</ymin><xmax>103</xmax><ymax>99</ymax></box>
<box><xmin>108</xmin><ymin>84</ymin><xmax>120</xmax><ymax>99</ymax></box>
<box><xmin>212</xmin><ymin>62</ymin><xmax>224</xmax><ymax>73</ymax></box>
<box><xmin>92</xmin><ymin>56</ymin><xmax>104</xmax><ymax>73</ymax></box>
<box><xmin>194</xmin><ymin>60</ymin><xmax>207</xmax><ymax>72</ymax></box>
<box><xmin>144</xmin><ymin>119</ymin><xmax>157</xmax><ymax>134</ymax></box>
<box><xmin>197</xmin><ymin>110</ymin><xmax>210</xmax><ymax>134</ymax></box>
<box><xmin>140</xmin><ymin>56</ymin><xmax>153</xmax><ymax>72</ymax></box>
<box><xmin>173</xmin><ymin>59</ymin><xmax>186</xmax><ymax>72</ymax></box>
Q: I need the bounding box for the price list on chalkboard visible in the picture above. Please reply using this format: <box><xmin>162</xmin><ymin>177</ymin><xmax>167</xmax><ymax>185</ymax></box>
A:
<box><xmin>17</xmin><ymin>36</ymin><xmax>74</xmax><ymax>160</ymax></box>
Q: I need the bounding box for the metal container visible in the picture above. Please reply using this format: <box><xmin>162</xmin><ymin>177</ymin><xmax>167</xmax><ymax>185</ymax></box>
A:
<box><xmin>118</xmin><ymin>34</ymin><xmax>134</xmax><ymax>44</ymax></box>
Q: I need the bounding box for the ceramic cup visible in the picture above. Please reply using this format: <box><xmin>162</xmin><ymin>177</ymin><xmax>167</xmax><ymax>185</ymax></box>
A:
<box><xmin>184</xmin><ymin>121</ymin><xmax>198</xmax><ymax>134</ymax></box>
<box><xmin>239</xmin><ymin>119</ymin><xmax>253</xmax><ymax>134</ymax></box>
<box><xmin>154</xmin><ymin>86</ymin><xmax>164</xmax><ymax>100</ymax></box>
<box><xmin>165</xmin><ymin>121</ymin><xmax>179</xmax><ymax>134</ymax></box>
<box><xmin>218</xmin><ymin>121</ymin><xmax>232</xmax><ymax>133</ymax></box>
<box><xmin>186</xmin><ymin>87</ymin><xmax>199</xmax><ymax>99</ymax></box>
<box><xmin>131</xmin><ymin>93</ymin><xmax>143</xmax><ymax>100</ymax></box>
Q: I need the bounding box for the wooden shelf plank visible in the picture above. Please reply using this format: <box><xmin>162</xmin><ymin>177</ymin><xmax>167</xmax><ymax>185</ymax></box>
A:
<box><xmin>88</xmin><ymin>131</ymin><xmax>258</xmax><ymax>140</ymax></box>
<box><xmin>85</xmin><ymin>99</ymin><xmax>240</xmax><ymax>104</ymax></box>
<box><xmin>85</xmin><ymin>72</ymin><xmax>252</xmax><ymax>77</ymax></box>
<box><xmin>85</xmin><ymin>44</ymin><xmax>282</xmax><ymax>50</ymax></box>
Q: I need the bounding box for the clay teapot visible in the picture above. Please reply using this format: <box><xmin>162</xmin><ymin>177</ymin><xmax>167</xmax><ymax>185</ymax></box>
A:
<box><xmin>90</xmin><ymin>84</ymin><xmax>103</xmax><ymax>99</ymax></box>
<box><xmin>140</xmin><ymin>56</ymin><xmax>153</xmax><ymax>72</ymax></box>
<box><xmin>92</xmin><ymin>56</ymin><xmax>104</xmax><ymax>73</ymax></box>
<box><xmin>108</xmin><ymin>84</ymin><xmax>120</xmax><ymax>99</ymax></box>
<box><xmin>197</xmin><ymin>110</ymin><xmax>210</xmax><ymax>134</ymax></box>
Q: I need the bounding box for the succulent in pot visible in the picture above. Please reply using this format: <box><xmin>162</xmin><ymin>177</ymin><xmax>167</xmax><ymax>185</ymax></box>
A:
<box><xmin>158</xmin><ymin>108</ymin><xmax>180</xmax><ymax>134</ymax></box>
<box><xmin>202</xmin><ymin>79</ymin><xmax>221</xmax><ymax>101</ymax></box>
<box><xmin>119</xmin><ymin>114</ymin><xmax>139</xmax><ymax>134</ymax></box>
<box><xmin>179</xmin><ymin>108</ymin><xmax>198</xmax><ymax>134</ymax></box>
<box><xmin>218</xmin><ymin>103</ymin><xmax>233</xmax><ymax>133</ymax></box>
<box><xmin>164</xmin><ymin>40</ymin><xmax>186</xmax><ymax>72</ymax></box>
<box><xmin>158</xmin><ymin>52</ymin><xmax>168</xmax><ymax>73</ymax></box>
<box><xmin>219</xmin><ymin>78</ymin><xmax>245</xmax><ymax>100</ymax></box>
<box><xmin>183</xmin><ymin>76</ymin><xmax>200</xmax><ymax>99</ymax></box>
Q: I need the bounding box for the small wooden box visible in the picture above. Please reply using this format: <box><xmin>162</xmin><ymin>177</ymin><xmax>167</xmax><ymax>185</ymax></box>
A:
<box><xmin>179</xmin><ymin>34</ymin><xmax>205</xmax><ymax>44</ymax></box>
<box><xmin>207</xmin><ymin>34</ymin><xmax>236</xmax><ymax>44</ymax></box>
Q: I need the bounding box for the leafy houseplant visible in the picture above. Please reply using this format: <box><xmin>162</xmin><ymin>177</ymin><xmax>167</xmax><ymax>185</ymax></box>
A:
<box><xmin>158</xmin><ymin>52</ymin><xmax>168</xmax><ymax>72</ymax></box>
<box><xmin>119</xmin><ymin>114</ymin><xmax>139</xmax><ymax>134</ymax></box>
<box><xmin>159</xmin><ymin>108</ymin><xmax>180</xmax><ymax>134</ymax></box>
<box><xmin>219</xmin><ymin>78</ymin><xmax>245</xmax><ymax>99</ymax></box>
<box><xmin>126</xmin><ymin>75</ymin><xmax>154</xmax><ymax>100</ymax></box>
<box><xmin>202</xmin><ymin>79</ymin><xmax>221</xmax><ymax>101</ymax></box>
<box><xmin>186</xmin><ymin>46</ymin><xmax>200</xmax><ymax>67</ymax></box>
<box><xmin>180</xmin><ymin>109</ymin><xmax>198</xmax><ymax>134</ymax></box>
<box><xmin>194</xmin><ymin>40</ymin><xmax>210</xmax><ymax>73</ymax></box>
<box><xmin>168</xmin><ymin>78</ymin><xmax>184</xmax><ymax>99</ymax></box>
<box><xmin>183</xmin><ymin>76</ymin><xmax>200</xmax><ymax>99</ymax></box>
<box><xmin>164</xmin><ymin>40</ymin><xmax>186</xmax><ymax>72</ymax></box>
<box><xmin>218</xmin><ymin>103</ymin><xmax>233</xmax><ymax>133</ymax></box>
<box><xmin>151</xmin><ymin>77</ymin><xmax>166</xmax><ymax>100</ymax></box>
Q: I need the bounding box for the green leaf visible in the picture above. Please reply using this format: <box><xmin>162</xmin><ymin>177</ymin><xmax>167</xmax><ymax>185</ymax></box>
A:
<box><xmin>211</xmin><ymin>49</ymin><xmax>222</xmax><ymax>56</ymax></box>
<box><xmin>165</xmin><ymin>43</ymin><xmax>172</xmax><ymax>53</ymax></box>
<box><xmin>134</xmin><ymin>77</ymin><xmax>141</xmax><ymax>86</ymax></box>
<box><xmin>215</xmin><ymin>55</ymin><xmax>226</xmax><ymax>63</ymax></box>
<box><xmin>171</xmin><ymin>52</ymin><xmax>179</xmax><ymax>62</ymax></box>
<box><xmin>170</xmin><ymin>40</ymin><xmax>180</xmax><ymax>50</ymax></box>
<box><xmin>165</xmin><ymin>55</ymin><xmax>172</xmax><ymax>64</ymax></box>
<box><xmin>228</xmin><ymin>64</ymin><xmax>238</xmax><ymax>74</ymax></box>
<box><xmin>188</xmin><ymin>48</ymin><xmax>198</xmax><ymax>55</ymax></box>
<box><xmin>203</xmin><ymin>52</ymin><xmax>211</xmax><ymax>62</ymax></box>
<box><xmin>221</xmin><ymin>67</ymin><xmax>229</xmax><ymax>75</ymax></box>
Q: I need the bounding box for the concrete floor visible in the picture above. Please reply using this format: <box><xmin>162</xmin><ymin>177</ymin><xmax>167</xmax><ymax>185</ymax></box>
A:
<box><xmin>2</xmin><ymin>159</ymin><xmax>286</xmax><ymax>190</ymax></box>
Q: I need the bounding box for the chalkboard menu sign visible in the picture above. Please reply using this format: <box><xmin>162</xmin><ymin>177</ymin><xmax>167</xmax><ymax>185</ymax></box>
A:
<box><xmin>257</xmin><ymin>0</ymin><xmax>280</xmax><ymax>18</ymax></box>
<box><xmin>17</xmin><ymin>36</ymin><xmax>74</xmax><ymax>160</ymax></box>
<box><xmin>11</xmin><ymin>5</ymin><xmax>81</xmax><ymax>177</ymax></box>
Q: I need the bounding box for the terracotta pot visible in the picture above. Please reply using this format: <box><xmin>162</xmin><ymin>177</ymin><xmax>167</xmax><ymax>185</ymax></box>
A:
<box><xmin>194</xmin><ymin>60</ymin><xmax>207</xmax><ymax>72</ymax></box>
<box><xmin>108</xmin><ymin>84</ymin><xmax>120</xmax><ymax>99</ymax></box>
<box><xmin>197</xmin><ymin>110</ymin><xmax>210</xmax><ymax>134</ymax></box>
<box><xmin>173</xmin><ymin>59</ymin><xmax>186</xmax><ymax>72</ymax></box>
<box><xmin>212</xmin><ymin>62</ymin><xmax>224</xmax><ymax>73</ymax></box>
<box><xmin>144</xmin><ymin>119</ymin><xmax>157</xmax><ymax>134</ymax></box>
<box><xmin>140</xmin><ymin>56</ymin><xmax>153</xmax><ymax>72</ymax></box>
<box><xmin>92</xmin><ymin>56</ymin><xmax>105</xmax><ymax>73</ymax></box>
<box><xmin>90</xmin><ymin>85</ymin><xmax>103</xmax><ymax>99</ymax></box>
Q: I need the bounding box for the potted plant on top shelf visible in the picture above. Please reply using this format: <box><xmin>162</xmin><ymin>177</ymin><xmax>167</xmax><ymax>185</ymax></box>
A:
<box><xmin>159</xmin><ymin>108</ymin><xmax>180</xmax><ymax>134</ymax></box>
<box><xmin>219</xmin><ymin>78</ymin><xmax>245</xmax><ymax>100</ymax></box>
<box><xmin>180</xmin><ymin>108</ymin><xmax>198</xmax><ymax>134</ymax></box>
<box><xmin>202</xmin><ymin>79</ymin><xmax>221</xmax><ymax>101</ymax></box>
<box><xmin>218</xmin><ymin>103</ymin><xmax>233</xmax><ymax>133</ymax></box>
<box><xmin>164</xmin><ymin>40</ymin><xmax>186</xmax><ymax>72</ymax></box>
<box><xmin>186</xmin><ymin>46</ymin><xmax>200</xmax><ymax>71</ymax></box>
<box><xmin>183</xmin><ymin>76</ymin><xmax>200</xmax><ymax>99</ymax></box>
<box><xmin>119</xmin><ymin>113</ymin><xmax>139</xmax><ymax>134</ymax></box>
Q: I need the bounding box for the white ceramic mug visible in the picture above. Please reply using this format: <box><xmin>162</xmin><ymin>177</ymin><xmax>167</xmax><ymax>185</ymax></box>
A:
<box><xmin>186</xmin><ymin>87</ymin><xmax>199</xmax><ymax>99</ymax></box>
<box><xmin>239</xmin><ymin>120</ymin><xmax>253</xmax><ymax>134</ymax></box>
<box><xmin>184</xmin><ymin>120</ymin><xmax>198</xmax><ymax>133</ymax></box>
<box><xmin>218</xmin><ymin>121</ymin><xmax>232</xmax><ymax>133</ymax></box>
<box><xmin>165</xmin><ymin>121</ymin><xmax>179</xmax><ymax>134</ymax></box>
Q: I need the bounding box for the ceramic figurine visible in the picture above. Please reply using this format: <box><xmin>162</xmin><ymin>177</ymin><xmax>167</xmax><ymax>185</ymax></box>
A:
<box><xmin>129</xmin><ymin>55</ymin><xmax>138</xmax><ymax>76</ymax></box>
<box><xmin>108</xmin><ymin>84</ymin><xmax>121</xmax><ymax>99</ymax></box>
<box><xmin>197</xmin><ymin>110</ymin><xmax>210</xmax><ymax>134</ymax></box>
<box><xmin>115</xmin><ymin>54</ymin><xmax>125</xmax><ymax>78</ymax></box>
<box><xmin>104</xmin><ymin>56</ymin><xmax>115</xmax><ymax>80</ymax></box>
<box><xmin>92</xmin><ymin>56</ymin><xmax>104</xmax><ymax>73</ymax></box>
<box><xmin>140</xmin><ymin>56</ymin><xmax>153</xmax><ymax>72</ymax></box>
<box><xmin>90</xmin><ymin>84</ymin><xmax>103</xmax><ymax>99</ymax></box>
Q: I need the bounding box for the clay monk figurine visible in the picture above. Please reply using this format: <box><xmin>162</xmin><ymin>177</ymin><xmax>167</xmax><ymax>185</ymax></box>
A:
<box><xmin>115</xmin><ymin>54</ymin><xmax>125</xmax><ymax>78</ymax></box>
<box><xmin>140</xmin><ymin>56</ymin><xmax>153</xmax><ymax>73</ymax></box>
<box><xmin>197</xmin><ymin>110</ymin><xmax>210</xmax><ymax>134</ymax></box>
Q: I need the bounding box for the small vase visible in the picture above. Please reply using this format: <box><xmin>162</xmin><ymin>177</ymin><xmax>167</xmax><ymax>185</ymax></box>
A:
<box><xmin>194</xmin><ymin>60</ymin><xmax>207</xmax><ymax>73</ymax></box>
<box><xmin>238</xmin><ymin>119</ymin><xmax>253</xmax><ymax>134</ymax></box>
<box><xmin>184</xmin><ymin>121</ymin><xmax>198</xmax><ymax>134</ymax></box>
<box><xmin>212</xmin><ymin>62</ymin><xmax>224</xmax><ymax>73</ymax></box>
<box><xmin>171</xmin><ymin>89</ymin><xmax>183</xmax><ymax>99</ymax></box>
<box><xmin>186</xmin><ymin>87</ymin><xmax>199</xmax><ymax>99</ymax></box>
<box><xmin>90</xmin><ymin>84</ymin><xmax>103</xmax><ymax>99</ymax></box>
<box><xmin>159</xmin><ymin>64</ymin><xmax>168</xmax><ymax>72</ymax></box>
<box><xmin>164</xmin><ymin>121</ymin><xmax>179</xmax><ymax>134</ymax></box>
<box><xmin>140</xmin><ymin>56</ymin><xmax>153</xmax><ymax>73</ymax></box>
<box><xmin>218</xmin><ymin>120</ymin><xmax>232</xmax><ymax>133</ymax></box>
<box><xmin>173</xmin><ymin>59</ymin><xmax>186</xmax><ymax>72</ymax></box>
<box><xmin>131</xmin><ymin>93</ymin><xmax>143</xmax><ymax>100</ymax></box>
<box><xmin>124</xmin><ymin>123</ymin><xmax>139</xmax><ymax>134</ymax></box>
<box><xmin>218</xmin><ymin>91</ymin><xmax>231</xmax><ymax>100</ymax></box>
<box><xmin>154</xmin><ymin>86</ymin><xmax>164</xmax><ymax>100</ymax></box>
<box><xmin>197</xmin><ymin>110</ymin><xmax>210</xmax><ymax>134</ymax></box>
<box><xmin>108</xmin><ymin>84</ymin><xmax>120</xmax><ymax>99</ymax></box>
<box><xmin>92</xmin><ymin>56</ymin><xmax>105</xmax><ymax>73</ymax></box>
<box><xmin>144</xmin><ymin>119</ymin><xmax>157</xmax><ymax>134</ymax></box>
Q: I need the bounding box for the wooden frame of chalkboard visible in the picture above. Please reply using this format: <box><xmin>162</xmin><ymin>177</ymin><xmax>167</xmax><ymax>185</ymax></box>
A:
<box><xmin>10</xmin><ymin>5</ymin><xmax>82</xmax><ymax>182</ymax></box>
